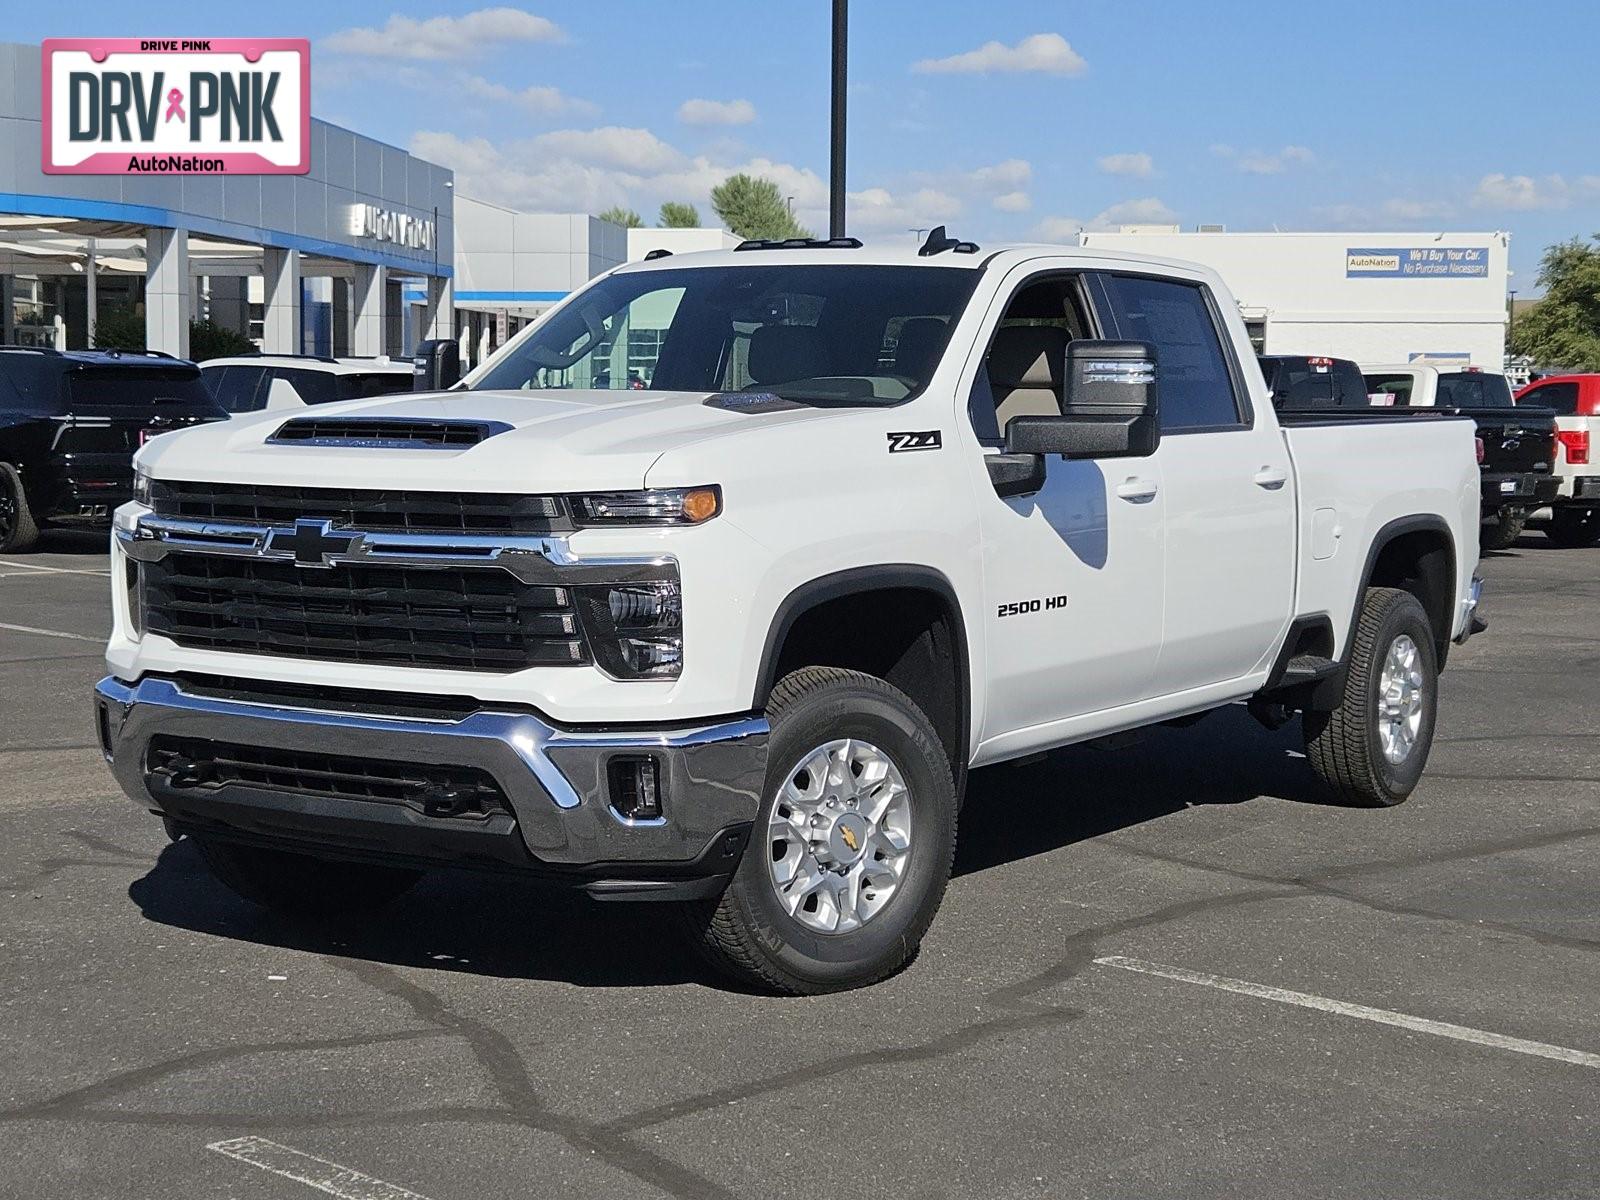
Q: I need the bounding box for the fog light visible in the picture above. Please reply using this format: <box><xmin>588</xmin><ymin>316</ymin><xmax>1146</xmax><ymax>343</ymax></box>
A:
<box><xmin>608</xmin><ymin>756</ymin><xmax>663</xmax><ymax>822</ymax></box>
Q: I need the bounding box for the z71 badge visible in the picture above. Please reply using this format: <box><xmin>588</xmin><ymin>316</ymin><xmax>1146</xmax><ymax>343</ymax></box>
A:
<box><xmin>887</xmin><ymin>430</ymin><xmax>942</xmax><ymax>453</ymax></box>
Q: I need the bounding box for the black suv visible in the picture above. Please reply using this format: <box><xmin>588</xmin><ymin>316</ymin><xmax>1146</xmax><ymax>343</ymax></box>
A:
<box><xmin>0</xmin><ymin>348</ymin><xmax>226</xmax><ymax>552</ymax></box>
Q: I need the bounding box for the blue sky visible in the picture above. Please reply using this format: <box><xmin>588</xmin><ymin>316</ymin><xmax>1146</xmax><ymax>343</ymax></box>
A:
<box><xmin>15</xmin><ymin>2</ymin><xmax>1600</xmax><ymax>287</ymax></box>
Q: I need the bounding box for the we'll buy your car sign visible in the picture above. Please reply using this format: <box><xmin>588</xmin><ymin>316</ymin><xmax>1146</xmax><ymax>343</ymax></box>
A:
<box><xmin>42</xmin><ymin>39</ymin><xmax>310</xmax><ymax>175</ymax></box>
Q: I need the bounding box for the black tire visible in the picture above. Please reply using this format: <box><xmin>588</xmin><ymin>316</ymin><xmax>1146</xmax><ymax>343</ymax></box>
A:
<box><xmin>1544</xmin><ymin>508</ymin><xmax>1600</xmax><ymax>549</ymax></box>
<box><xmin>1480</xmin><ymin>509</ymin><xmax>1527</xmax><ymax>552</ymax></box>
<box><xmin>0</xmin><ymin>464</ymin><xmax>41</xmax><ymax>554</ymax></box>
<box><xmin>1304</xmin><ymin>587</ymin><xmax>1438</xmax><ymax>807</ymax></box>
<box><xmin>192</xmin><ymin>836</ymin><xmax>421</xmax><ymax>918</ymax></box>
<box><xmin>684</xmin><ymin>667</ymin><xmax>958</xmax><ymax>994</ymax></box>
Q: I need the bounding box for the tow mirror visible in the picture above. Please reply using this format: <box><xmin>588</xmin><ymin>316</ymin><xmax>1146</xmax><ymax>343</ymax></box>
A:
<box><xmin>1004</xmin><ymin>340</ymin><xmax>1160</xmax><ymax>460</ymax></box>
<box><xmin>413</xmin><ymin>338</ymin><xmax>462</xmax><ymax>391</ymax></box>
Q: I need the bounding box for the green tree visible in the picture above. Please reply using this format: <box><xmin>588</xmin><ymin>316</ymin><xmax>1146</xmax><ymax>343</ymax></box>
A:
<box><xmin>1509</xmin><ymin>235</ymin><xmax>1600</xmax><ymax>370</ymax></box>
<box><xmin>658</xmin><ymin>201</ymin><xmax>700</xmax><ymax>228</ymax></box>
<box><xmin>92</xmin><ymin>306</ymin><xmax>146</xmax><ymax>351</ymax></box>
<box><xmin>188</xmin><ymin>318</ymin><xmax>255</xmax><ymax>362</ymax></box>
<box><xmin>597</xmin><ymin>206</ymin><xmax>643</xmax><ymax>229</ymax></box>
<box><xmin>710</xmin><ymin>174</ymin><xmax>810</xmax><ymax>241</ymax></box>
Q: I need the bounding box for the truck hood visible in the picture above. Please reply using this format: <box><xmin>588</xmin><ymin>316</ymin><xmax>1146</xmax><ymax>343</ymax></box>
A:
<box><xmin>136</xmin><ymin>388</ymin><xmax>840</xmax><ymax>491</ymax></box>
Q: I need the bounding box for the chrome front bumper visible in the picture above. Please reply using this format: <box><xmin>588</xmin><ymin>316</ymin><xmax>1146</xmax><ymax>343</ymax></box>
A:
<box><xmin>95</xmin><ymin>675</ymin><xmax>768</xmax><ymax>898</ymax></box>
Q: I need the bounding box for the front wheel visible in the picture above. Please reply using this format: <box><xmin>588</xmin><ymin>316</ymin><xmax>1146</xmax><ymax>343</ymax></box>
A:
<box><xmin>1304</xmin><ymin>587</ymin><xmax>1439</xmax><ymax>807</ymax></box>
<box><xmin>192</xmin><ymin>836</ymin><xmax>422</xmax><ymax>918</ymax></box>
<box><xmin>684</xmin><ymin>667</ymin><xmax>958</xmax><ymax>994</ymax></box>
<box><xmin>1544</xmin><ymin>508</ymin><xmax>1600</xmax><ymax>548</ymax></box>
<box><xmin>0</xmin><ymin>464</ymin><xmax>40</xmax><ymax>554</ymax></box>
<box><xmin>1480</xmin><ymin>509</ymin><xmax>1527</xmax><ymax>552</ymax></box>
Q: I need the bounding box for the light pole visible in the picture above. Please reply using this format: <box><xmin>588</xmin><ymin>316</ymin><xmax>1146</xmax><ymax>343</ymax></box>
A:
<box><xmin>829</xmin><ymin>0</ymin><xmax>847</xmax><ymax>239</ymax></box>
<box><xmin>1507</xmin><ymin>289</ymin><xmax>1517</xmax><ymax>347</ymax></box>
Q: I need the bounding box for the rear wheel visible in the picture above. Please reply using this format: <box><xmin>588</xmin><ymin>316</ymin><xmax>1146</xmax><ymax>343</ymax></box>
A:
<box><xmin>192</xmin><ymin>836</ymin><xmax>421</xmax><ymax>918</ymax></box>
<box><xmin>1304</xmin><ymin>587</ymin><xmax>1438</xmax><ymax>807</ymax></box>
<box><xmin>1544</xmin><ymin>508</ymin><xmax>1600</xmax><ymax>548</ymax></box>
<box><xmin>0</xmin><ymin>464</ymin><xmax>40</xmax><ymax>554</ymax></box>
<box><xmin>684</xmin><ymin>667</ymin><xmax>958</xmax><ymax>994</ymax></box>
<box><xmin>1480</xmin><ymin>509</ymin><xmax>1527</xmax><ymax>551</ymax></box>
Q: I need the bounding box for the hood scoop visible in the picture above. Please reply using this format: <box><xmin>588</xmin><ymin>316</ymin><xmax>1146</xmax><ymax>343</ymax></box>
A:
<box><xmin>268</xmin><ymin>416</ymin><xmax>511</xmax><ymax>449</ymax></box>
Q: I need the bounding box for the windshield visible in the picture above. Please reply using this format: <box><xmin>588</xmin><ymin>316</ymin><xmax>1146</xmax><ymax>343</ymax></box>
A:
<box><xmin>468</xmin><ymin>264</ymin><xmax>981</xmax><ymax>405</ymax></box>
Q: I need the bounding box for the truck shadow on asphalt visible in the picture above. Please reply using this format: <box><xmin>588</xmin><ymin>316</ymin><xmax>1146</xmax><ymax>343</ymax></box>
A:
<box><xmin>125</xmin><ymin>705</ymin><xmax>1327</xmax><ymax>989</ymax></box>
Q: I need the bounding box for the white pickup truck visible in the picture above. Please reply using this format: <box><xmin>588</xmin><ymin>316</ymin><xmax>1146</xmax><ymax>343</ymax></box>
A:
<box><xmin>97</xmin><ymin>238</ymin><xmax>1484</xmax><ymax>993</ymax></box>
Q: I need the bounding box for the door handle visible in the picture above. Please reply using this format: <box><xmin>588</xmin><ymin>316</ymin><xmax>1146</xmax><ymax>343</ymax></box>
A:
<box><xmin>1115</xmin><ymin>478</ymin><xmax>1159</xmax><ymax>503</ymax></box>
<box><xmin>1253</xmin><ymin>467</ymin><xmax>1289</xmax><ymax>490</ymax></box>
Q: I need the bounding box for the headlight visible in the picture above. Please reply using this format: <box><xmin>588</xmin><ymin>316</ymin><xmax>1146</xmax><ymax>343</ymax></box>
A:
<box><xmin>575</xmin><ymin>580</ymin><xmax>683</xmax><ymax>679</ymax></box>
<box><xmin>571</xmin><ymin>486</ymin><xmax>720</xmax><ymax>525</ymax></box>
<box><xmin>131</xmin><ymin>466</ymin><xmax>153</xmax><ymax>506</ymax></box>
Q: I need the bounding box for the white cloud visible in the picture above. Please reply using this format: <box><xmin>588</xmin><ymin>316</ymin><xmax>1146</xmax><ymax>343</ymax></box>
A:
<box><xmin>1469</xmin><ymin>172</ymin><xmax>1600</xmax><ymax>211</ymax></box>
<box><xmin>1097</xmin><ymin>152</ymin><xmax>1154</xmax><ymax>179</ymax></box>
<box><xmin>1382</xmin><ymin>197</ymin><xmax>1456</xmax><ymax>221</ymax></box>
<box><xmin>531</xmin><ymin>126</ymin><xmax>685</xmax><ymax>173</ymax></box>
<box><xmin>992</xmin><ymin>191</ymin><xmax>1031</xmax><ymax>212</ymax></box>
<box><xmin>462</xmin><ymin>75</ymin><xmax>596</xmax><ymax>117</ymax></box>
<box><xmin>411</xmin><ymin>129</ymin><xmax>829</xmax><ymax>229</ymax></box>
<box><xmin>848</xmin><ymin>187</ymin><xmax>963</xmax><ymax>232</ymax></box>
<box><xmin>967</xmin><ymin>158</ymin><xmax>1032</xmax><ymax>190</ymax></box>
<box><xmin>913</xmin><ymin>32</ymin><xmax>1087</xmax><ymax>76</ymax></box>
<box><xmin>677</xmin><ymin>98</ymin><xmax>758</xmax><ymax>127</ymax></box>
<box><xmin>1032</xmin><ymin>197</ymin><xmax>1178</xmax><ymax>241</ymax></box>
<box><xmin>1213</xmin><ymin>144</ymin><xmax>1315</xmax><ymax>175</ymax></box>
<box><xmin>323</xmin><ymin>7</ymin><xmax>562</xmax><ymax>61</ymax></box>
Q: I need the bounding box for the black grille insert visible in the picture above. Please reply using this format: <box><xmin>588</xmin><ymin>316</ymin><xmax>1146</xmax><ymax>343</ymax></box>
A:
<box><xmin>269</xmin><ymin>417</ymin><xmax>507</xmax><ymax>448</ymax></box>
<box><xmin>142</xmin><ymin>554</ymin><xmax>588</xmax><ymax>672</ymax></box>
<box><xmin>149</xmin><ymin>480</ymin><xmax>570</xmax><ymax>535</ymax></box>
<box><xmin>148</xmin><ymin>735</ymin><xmax>509</xmax><ymax>819</ymax></box>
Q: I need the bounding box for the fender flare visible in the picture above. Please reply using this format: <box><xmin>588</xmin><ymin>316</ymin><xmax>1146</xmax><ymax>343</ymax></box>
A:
<box><xmin>751</xmin><ymin>564</ymin><xmax>972</xmax><ymax>771</ymax></box>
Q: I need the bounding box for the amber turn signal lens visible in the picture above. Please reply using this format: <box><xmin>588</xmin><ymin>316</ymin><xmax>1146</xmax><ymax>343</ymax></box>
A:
<box><xmin>682</xmin><ymin>487</ymin><xmax>721</xmax><ymax>523</ymax></box>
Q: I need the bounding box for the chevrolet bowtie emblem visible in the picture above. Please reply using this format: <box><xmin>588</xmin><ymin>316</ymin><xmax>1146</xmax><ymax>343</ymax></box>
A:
<box><xmin>839</xmin><ymin>825</ymin><xmax>860</xmax><ymax>852</ymax></box>
<box><xmin>266</xmin><ymin>519</ymin><xmax>360</xmax><ymax>568</ymax></box>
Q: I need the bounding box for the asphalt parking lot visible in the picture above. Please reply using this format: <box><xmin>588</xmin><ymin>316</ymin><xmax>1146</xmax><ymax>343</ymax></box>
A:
<box><xmin>1</xmin><ymin>531</ymin><xmax>1596</xmax><ymax>1200</ymax></box>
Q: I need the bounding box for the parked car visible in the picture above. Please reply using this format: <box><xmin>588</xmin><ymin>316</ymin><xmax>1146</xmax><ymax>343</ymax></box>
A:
<box><xmin>199</xmin><ymin>354</ymin><xmax>415</xmax><ymax>415</ymax></box>
<box><xmin>1258</xmin><ymin>354</ymin><xmax>1371</xmax><ymax>410</ymax></box>
<box><xmin>1362</xmin><ymin>364</ymin><xmax>1558</xmax><ymax>550</ymax></box>
<box><xmin>1513</xmin><ymin>374</ymin><xmax>1600</xmax><ymax>547</ymax></box>
<box><xmin>0</xmin><ymin>347</ymin><xmax>224</xmax><ymax>553</ymax></box>
<box><xmin>98</xmin><ymin>240</ymin><xmax>1484</xmax><ymax>993</ymax></box>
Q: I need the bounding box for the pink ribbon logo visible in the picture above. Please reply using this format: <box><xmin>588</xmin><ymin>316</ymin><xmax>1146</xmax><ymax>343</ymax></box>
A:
<box><xmin>164</xmin><ymin>88</ymin><xmax>185</xmax><ymax>123</ymax></box>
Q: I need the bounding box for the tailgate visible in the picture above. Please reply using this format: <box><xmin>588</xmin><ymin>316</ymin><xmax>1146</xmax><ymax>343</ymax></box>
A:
<box><xmin>1470</xmin><ymin>410</ymin><xmax>1556</xmax><ymax>475</ymax></box>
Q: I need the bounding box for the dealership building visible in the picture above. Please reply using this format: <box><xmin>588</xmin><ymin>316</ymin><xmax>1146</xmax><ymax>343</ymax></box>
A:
<box><xmin>1081</xmin><ymin>227</ymin><xmax>1511</xmax><ymax>368</ymax></box>
<box><xmin>0</xmin><ymin>40</ymin><xmax>454</xmax><ymax>360</ymax></box>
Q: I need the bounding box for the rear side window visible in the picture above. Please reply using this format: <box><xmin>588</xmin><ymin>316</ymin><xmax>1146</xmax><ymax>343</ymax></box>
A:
<box><xmin>1334</xmin><ymin>361</ymin><xmax>1370</xmax><ymax>406</ymax></box>
<box><xmin>1099</xmin><ymin>275</ymin><xmax>1244</xmax><ymax>431</ymax></box>
<box><xmin>203</xmin><ymin>365</ymin><xmax>269</xmax><ymax>413</ymax></box>
<box><xmin>1518</xmin><ymin>381</ymin><xmax>1578</xmax><ymax>415</ymax></box>
<box><xmin>275</xmin><ymin>368</ymin><xmax>339</xmax><ymax>405</ymax></box>
<box><xmin>0</xmin><ymin>354</ymin><xmax>62</xmax><ymax>414</ymax></box>
<box><xmin>339</xmin><ymin>372</ymin><xmax>414</xmax><ymax>401</ymax></box>
<box><xmin>1437</xmin><ymin>372</ymin><xmax>1513</xmax><ymax>408</ymax></box>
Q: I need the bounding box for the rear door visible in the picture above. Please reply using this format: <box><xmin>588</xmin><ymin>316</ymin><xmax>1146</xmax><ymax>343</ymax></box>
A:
<box><xmin>1096</xmin><ymin>271</ymin><xmax>1297</xmax><ymax>694</ymax></box>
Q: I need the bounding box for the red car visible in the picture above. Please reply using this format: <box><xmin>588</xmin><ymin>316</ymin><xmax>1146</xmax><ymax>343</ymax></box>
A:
<box><xmin>1515</xmin><ymin>375</ymin><xmax>1600</xmax><ymax>547</ymax></box>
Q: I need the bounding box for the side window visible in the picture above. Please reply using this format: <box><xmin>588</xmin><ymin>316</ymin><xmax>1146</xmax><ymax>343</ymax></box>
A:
<box><xmin>1520</xmin><ymin>382</ymin><xmax>1578</xmax><ymax>415</ymax></box>
<box><xmin>205</xmin><ymin>365</ymin><xmax>268</xmax><ymax>413</ymax></box>
<box><xmin>339</xmin><ymin>372</ymin><xmax>414</xmax><ymax>400</ymax></box>
<box><xmin>971</xmin><ymin>274</ymin><xmax>1093</xmax><ymax>442</ymax></box>
<box><xmin>1334</xmin><ymin>362</ymin><xmax>1370</xmax><ymax>407</ymax></box>
<box><xmin>277</xmin><ymin>368</ymin><xmax>339</xmax><ymax>405</ymax></box>
<box><xmin>1098</xmin><ymin>274</ymin><xmax>1244</xmax><ymax>432</ymax></box>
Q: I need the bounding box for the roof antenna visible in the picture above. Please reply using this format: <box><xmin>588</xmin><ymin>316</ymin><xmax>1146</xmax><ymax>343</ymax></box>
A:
<box><xmin>918</xmin><ymin>225</ymin><xmax>980</xmax><ymax>257</ymax></box>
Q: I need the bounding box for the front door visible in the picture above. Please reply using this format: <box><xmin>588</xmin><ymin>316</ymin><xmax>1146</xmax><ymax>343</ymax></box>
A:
<box><xmin>969</xmin><ymin>267</ymin><xmax>1166</xmax><ymax>747</ymax></box>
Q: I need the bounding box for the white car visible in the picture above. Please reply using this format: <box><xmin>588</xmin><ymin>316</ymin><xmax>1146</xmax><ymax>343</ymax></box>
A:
<box><xmin>100</xmin><ymin>238</ymin><xmax>1483</xmax><ymax>993</ymax></box>
<box><xmin>199</xmin><ymin>354</ymin><xmax>414</xmax><ymax>415</ymax></box>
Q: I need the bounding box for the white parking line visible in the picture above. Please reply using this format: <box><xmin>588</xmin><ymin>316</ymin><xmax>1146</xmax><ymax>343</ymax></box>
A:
<box><xmin>0</xmin><ymin>621</ymin><xmax>102</xmax><ymax>642</ymax></box>
<box><xmin>1095</xmin><ymin>955</ymin><xmax>1600</xmax><ymax>1070</ymax></box>
<box><xmin>208</xmin><ymin>1137</ymin><xmax>434</xmax><ymax>1200</ymax></box>
<box><xmin>0</xmin><ymin>558</ymin><xmax>110</xmax><ymax>577</ymax></box>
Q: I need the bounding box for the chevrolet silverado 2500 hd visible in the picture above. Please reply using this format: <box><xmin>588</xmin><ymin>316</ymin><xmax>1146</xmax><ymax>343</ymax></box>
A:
<box><xmin>96</xmin><ymin>240</ymin><xmax>1484</xmax><ymax>993</ymax></box>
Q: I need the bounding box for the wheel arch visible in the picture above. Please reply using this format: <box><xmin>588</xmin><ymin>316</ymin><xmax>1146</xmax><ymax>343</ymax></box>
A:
<box><xmin>1350</xmin><ymin>513</ymin><xmax>1457</xmax><ymax>669</ymax></box>
<box><xmin>752</xmin><ymin>565</ymin><xmax>972</xmax><ymax>789</ymax></box>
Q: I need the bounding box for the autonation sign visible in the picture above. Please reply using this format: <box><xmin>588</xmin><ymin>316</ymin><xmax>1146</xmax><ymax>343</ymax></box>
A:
<box><xmin>42</xmin><ymin>38</ymin><xmax>310</xmax><ymax>175</ymax></box>
<box><xmin>1346</xmin><ymin>246</ymin><xmax>1489</xmax><ymax>279</ymax></box>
